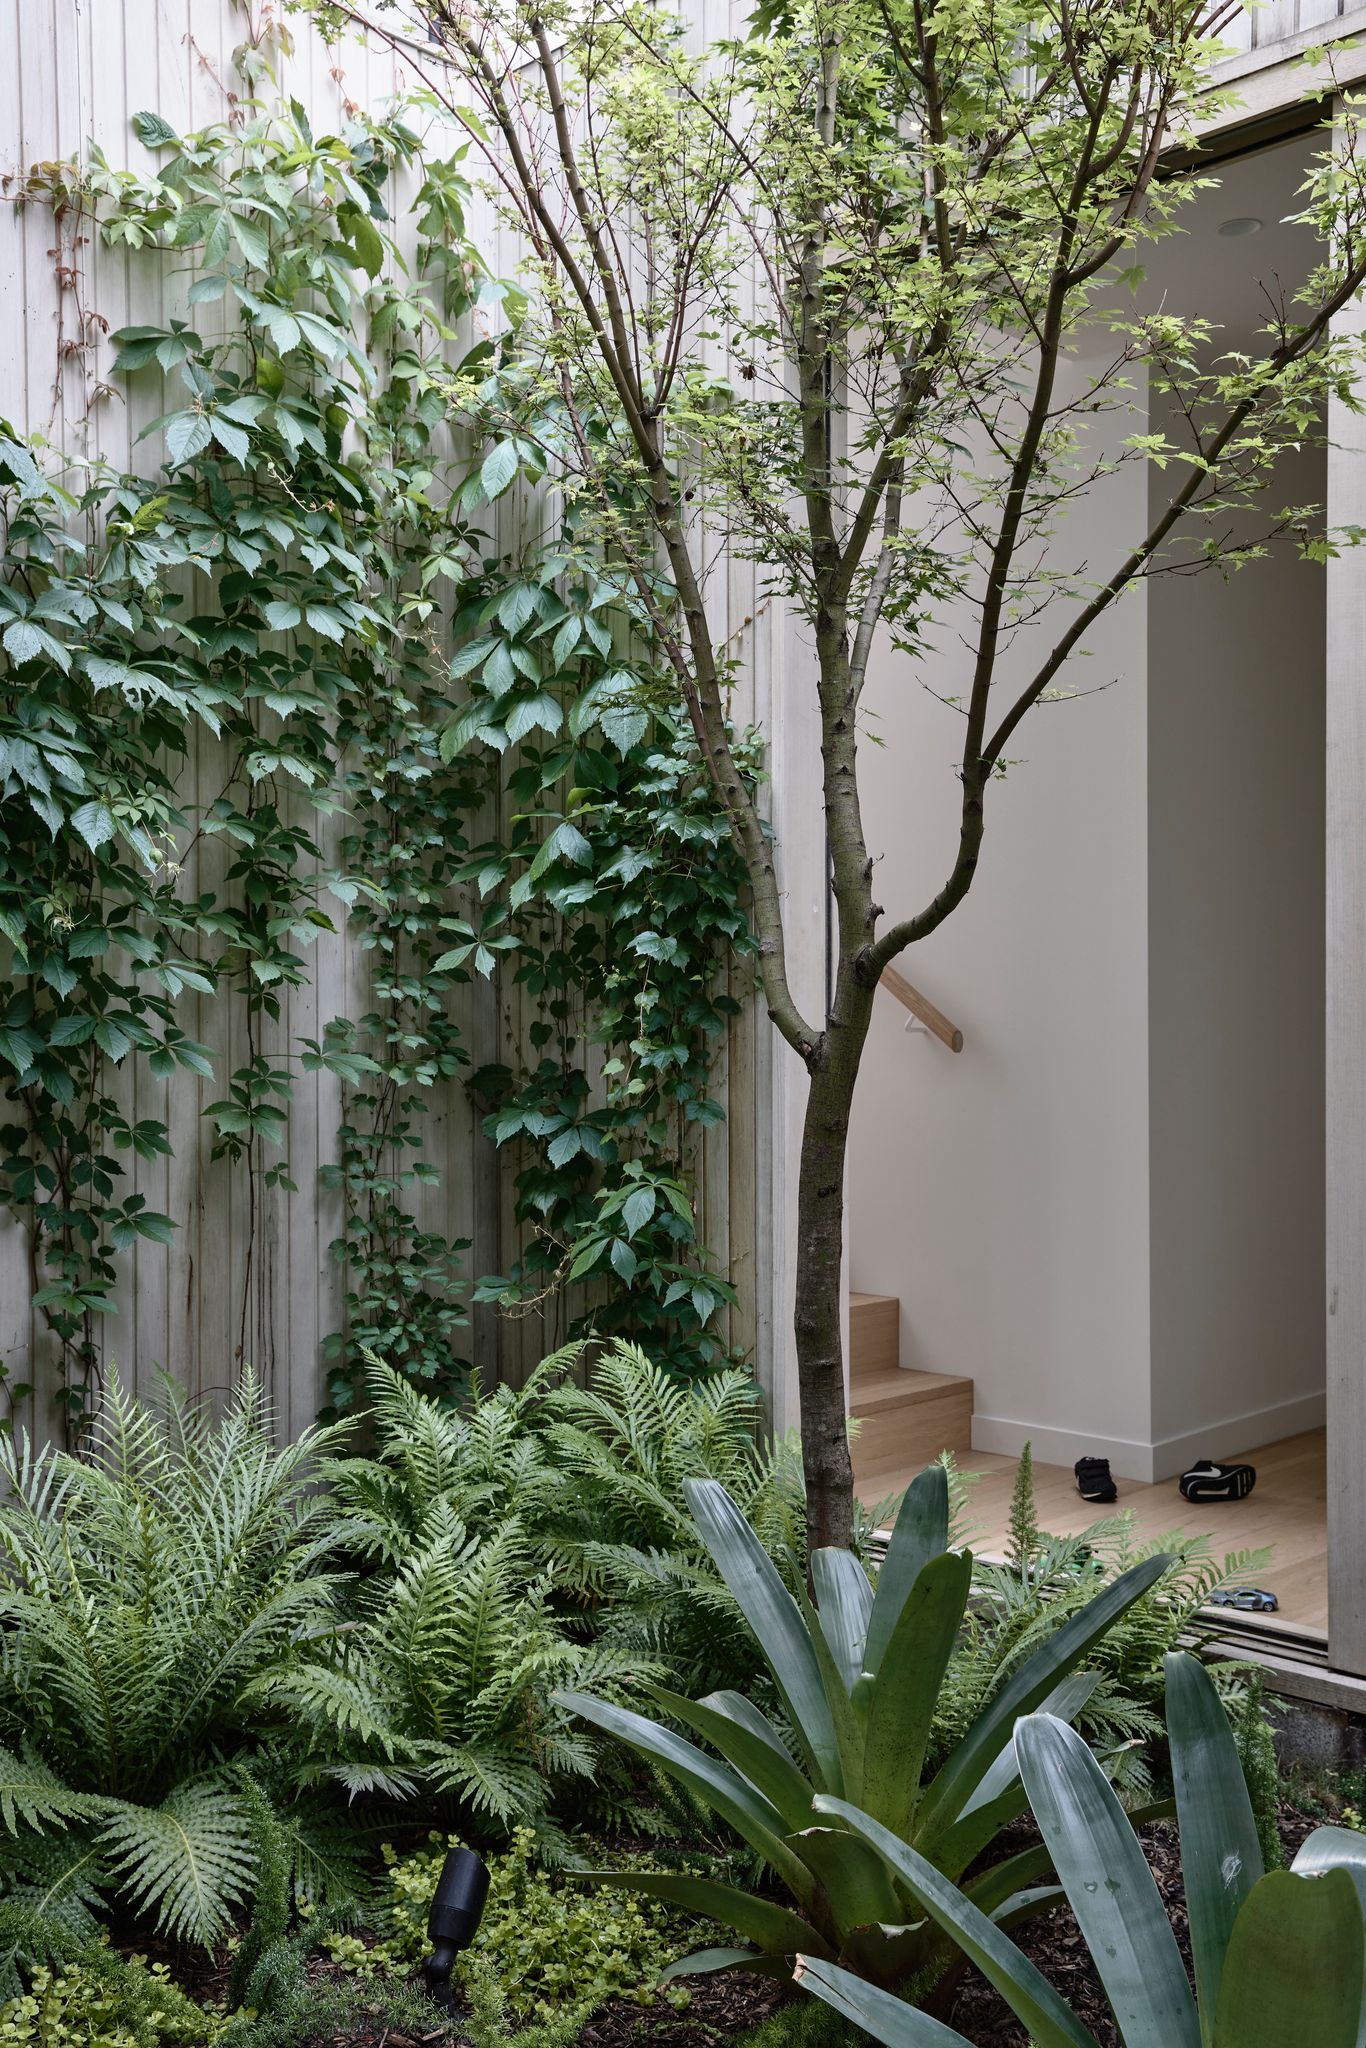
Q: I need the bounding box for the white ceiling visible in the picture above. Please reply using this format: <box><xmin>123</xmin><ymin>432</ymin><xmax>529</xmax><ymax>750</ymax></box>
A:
<box><xmin>1140</xmin><ymin>129</ymin><xmax>1324</xmax><ymax>347</ymax></box>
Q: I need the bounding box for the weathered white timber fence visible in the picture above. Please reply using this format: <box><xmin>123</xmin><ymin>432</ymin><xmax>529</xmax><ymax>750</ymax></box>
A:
<box><xmin>0</xmin><ymin>0</ymin><xmax>830</xmax><ymax>1440</ymax></box>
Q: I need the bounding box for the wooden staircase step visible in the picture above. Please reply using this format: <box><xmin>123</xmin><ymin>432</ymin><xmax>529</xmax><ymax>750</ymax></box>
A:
<box><xmin>850</xmin><ymin>1291</ymin><xmax>899</xmax><ymax>1376</ymax></box>
<box><xmin>850</xmin><ymin>1365</ymin><xmax>974</xmax><ymax>1418</ymax></box>
<box><xmin>848</xmin><ymin>1290</ymin><xmax>972</xmax><ymax>1482</ymax></box>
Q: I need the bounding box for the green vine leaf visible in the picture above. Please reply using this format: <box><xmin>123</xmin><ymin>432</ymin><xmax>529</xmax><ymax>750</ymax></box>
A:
<box><xmin>480</xmin><ymin>443</ymin><xmax>519</xmax><ymax>501</ymax></box>
<box><xmin>164</xmin><ymin>411</ymin><xmax>213</xmax><ymax>468</ymax></box>
<box><xmin>1</xmin><ymin>81</ymin><xmax>754</xmax><ymax>1434</ymax></box>
<box><xmin>70</xmin><ymin>802</ymin><xmax>116</xmax><ymax>853</ymax></box>
<box><xmin>130</xmin><ymin>110</ymin><xmax>178</xmax><ymax>148</ymax></box>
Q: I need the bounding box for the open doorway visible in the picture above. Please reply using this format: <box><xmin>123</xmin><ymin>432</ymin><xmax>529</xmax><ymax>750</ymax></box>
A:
<box><xmin>847</xmin><ymin>130</ymin><xmax>1329</xmax><ymax>1639</ymax></box>
<box><xmin>1144</xmin><ymin>131</ymin><xmax>1327</xmax><ymax>1629</ymax></box>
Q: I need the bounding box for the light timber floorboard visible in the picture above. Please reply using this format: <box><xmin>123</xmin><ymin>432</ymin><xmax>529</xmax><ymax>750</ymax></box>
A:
<box><xmin>856</xmin><ymin>1429</ymin><xmax>1328</xmax><ymax>1638</ymax></box>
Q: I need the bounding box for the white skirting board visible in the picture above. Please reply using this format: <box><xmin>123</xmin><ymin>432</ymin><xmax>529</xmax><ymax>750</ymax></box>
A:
<box><xmin>971</xmin><ymin>1387</ymin><xmax>1327</xmax><ymax>1485</ymax></box>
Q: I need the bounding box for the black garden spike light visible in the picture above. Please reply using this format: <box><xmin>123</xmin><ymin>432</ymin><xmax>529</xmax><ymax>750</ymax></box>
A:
<box><xmin>420</xmin><ymin>1843</ymin><xmax>491</xmax><ymax>2014</ymax></box>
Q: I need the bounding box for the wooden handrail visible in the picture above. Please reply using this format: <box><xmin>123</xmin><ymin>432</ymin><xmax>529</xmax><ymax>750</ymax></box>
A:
<box><xmin>879</xmin><ymin>966</ymin><xmax>964</xmax><ymax>1052</ymax></box>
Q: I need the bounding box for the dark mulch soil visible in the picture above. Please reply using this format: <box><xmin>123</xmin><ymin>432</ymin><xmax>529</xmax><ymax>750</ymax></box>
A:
<box><xmin>948</xmin><ymin>1802</ymin><xmax>1320</xmax><ymax>2047</ymax></box>
<box><xmin>282</xmin><ymin>1964</ymin><xmax>793</xmax><ymax>2048</ymax></box>
<box><xmin>579</xmin><ymin>1969</ymin><xmax>793</xmax><ymax>2048</ymax></box>
<box><xmin>294</xmin><ymin>2015</ymin><xmax>450</xmax><ymax>2048</ymax></box>
<box><xmin>138</xmin><ymin>1803</ymin><xmax>1330</xmax><ymax>2046</ymax></box>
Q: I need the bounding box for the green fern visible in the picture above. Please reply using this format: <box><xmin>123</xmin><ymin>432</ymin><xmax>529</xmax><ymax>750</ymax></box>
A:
<box><xmin>99</xmin><ymin>1776</ymin><xmax>257</xmax><ymax>1947</ymax></box>
<box><xmin>527</xmin><ymin>1342</ymin><xmax>813</xmax><ymax>1694</ymax></box>
<box><xmin>1005</xmin><ymin>1441</ymin><xmax>1038</xmax><ymax>1579</ymax></box>
<box><xmin>0</xmin><ymin>1372</ymin><xmax>360</xmax><ymax>1948</ymax></box>
<box><xmin>932</xmin><ymin>1493</ymin><xmax>1275</xmax><ymax>1799</ymax></box>
<box><xmin>313</xmin><ymin>1343</ymin><xmax>825</xmax><ymax>1843</ymax></box>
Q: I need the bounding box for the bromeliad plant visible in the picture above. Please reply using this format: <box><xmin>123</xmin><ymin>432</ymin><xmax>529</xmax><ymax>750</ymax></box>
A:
<box><xmin>558</xmin><ymin>1466</ymin><xmax>1169</xmax><ymax>1990</ymax></box>
<box><xmin>800</xmin><ymin>1650</ymin><xmax>1366</xmax><ymax>2048</ymax></box>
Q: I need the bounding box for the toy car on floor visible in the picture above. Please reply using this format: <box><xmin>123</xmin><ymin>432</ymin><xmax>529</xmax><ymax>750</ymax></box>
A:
<box><xmin>1207</xmin><ymin>1585</ymin><xmax>1279</xmax><ymax>1613</ymax></box>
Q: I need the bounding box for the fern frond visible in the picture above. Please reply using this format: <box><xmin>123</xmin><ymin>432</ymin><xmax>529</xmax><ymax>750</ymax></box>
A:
<box><xmin>0</xmin><ymin>1745</ymin><xmax>103</xmax><ymax>1836</ymax></box>
<box><xmin>0</xmin><ymin>1829</ymin><xmax>108</xmax><ymax>1946</ymax></box>
<box><xmin>285</xmin><ymin>1805</ymin><xmax>375</xmax><ymax>1912</ymax></box>
<box><xmin>422</xmin><ymin>1740</ymin><xmax>546</xmax><ymax>1822</ymax></box>
<box><xmin>258</xmin><ymin>1664</ymin><xmax>397</xmax><ymax>1750</ymax></box>
<box><xmin>99</xmin><ymin>1775</ymin><xmax>256</xmax><ymax>1948</ymax></box>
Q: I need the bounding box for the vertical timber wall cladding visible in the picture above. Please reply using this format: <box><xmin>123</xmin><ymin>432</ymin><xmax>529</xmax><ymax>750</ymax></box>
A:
<box><xmin>0</xmin><ymin>0</ymin><xmax>810</xmax><ymax>1437</ymax></box>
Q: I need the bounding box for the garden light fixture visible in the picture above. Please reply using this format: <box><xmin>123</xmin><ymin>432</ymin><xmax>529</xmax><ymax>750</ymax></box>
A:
<box><xmin>421</xmin><ymin>1844</ymin><xmax>490</xmax><ymax>2013</ymax></box>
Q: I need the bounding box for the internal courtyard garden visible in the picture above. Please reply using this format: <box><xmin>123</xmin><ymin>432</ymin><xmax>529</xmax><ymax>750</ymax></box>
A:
<box><xmin>4</xmin><ymin>0</ymin><xmax>1366</xmax><ymax>2041</ymax></box>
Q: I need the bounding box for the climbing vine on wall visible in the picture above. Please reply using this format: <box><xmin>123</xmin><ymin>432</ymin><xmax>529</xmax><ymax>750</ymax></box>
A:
<box><xmin>464</xmin><ymin>714</ymin><xmax>756</xmax><ymax>1376</ymax></box>
<box><xmin>0</xmin><ymin>72</ymin><xmax>753</xmax><ymax>1431</ymax></box>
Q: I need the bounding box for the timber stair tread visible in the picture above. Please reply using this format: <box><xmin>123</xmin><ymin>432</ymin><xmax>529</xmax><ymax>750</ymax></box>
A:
<box><xmin>850</xmin><ymin>1363</ymin><xmax>974</xmax><ymax>1415</ymax></box>
<box><xmin>848</xmin><ymin>1290</ymin><xmax>973</xmax><ymax>1481</ymax></box>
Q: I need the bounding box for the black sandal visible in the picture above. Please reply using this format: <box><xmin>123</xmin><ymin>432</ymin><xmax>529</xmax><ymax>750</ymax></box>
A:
<box><xmin>1179</xmin><ymin>1459</ymin><xmax>1257</xmax><ymax>1504</ymax></box>
<box><xmin>1074</xmin><ymin>1456</ymin><xmax>1117</xmax><ymax>1504</ymax></box>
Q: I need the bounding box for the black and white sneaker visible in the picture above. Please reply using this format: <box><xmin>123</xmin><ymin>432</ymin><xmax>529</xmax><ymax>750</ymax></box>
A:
<box><xmin>1179</xmin><ymin>1459</ymin><xmax>1257</xmax><ymax>1504</ymax></box>
<box><xmin>1074</xmin><ymin>1456</ymin><xmax>1117</xmax><ymax>1504</ymax></box>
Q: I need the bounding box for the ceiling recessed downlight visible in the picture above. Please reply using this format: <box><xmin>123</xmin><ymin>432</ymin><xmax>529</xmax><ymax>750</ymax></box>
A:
<box><xmin>1218</xmin><ymin>216</ymin><xmax>1264</xmax><ymax>237</ymax></box>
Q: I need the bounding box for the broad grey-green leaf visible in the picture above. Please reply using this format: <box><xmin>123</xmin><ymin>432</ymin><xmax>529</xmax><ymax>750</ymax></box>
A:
<box><xmin>788</xmin><ymin>1825</ymin><xmax>903</xmax><ymax>1938</ymax></box>
<box><xmin>1166</xmin><ymin>1651</ymin><xmax>1264</xmax><ymax>2040</ymax></box>
<box><xmin>860</xmin><ymin>1549</ymin><xmax>973</xmax><ymax>1838</ymax></box>
<box><xmin>481</xmin><ymin>442</ymin><xmax>519</xmax><ymax>501</ymax></box>
<box><xmin>342</xmin><ymin>207</ymin><xmax>384</xmax><ymax>277</ymax></box>
<box><xmin>958</xmin><ymin>1669</ymin><xmax>1100</xmax><ymax>1823</ymax></box>
<box><xmin>660</xmin><ymin>1948</ymin><xmax>785</xmax><ymax>1982</ymax></box>
<box><xmin>649</xmin><ymin>1686</ymin><xmax>814</xmax><ymax>1833</ymax></box>
<box><xmin>541</xmin><ymin>821</ymin><xmax>592</xmax><ymax>871</ymax></box>
<box><xmin>582</xmin><ymin>1870</ymin><xmax>827</xmax><ymax>1960</ymax></box>
<box><xmin>131</xmin><ymin>110</ymin><xmax>178</xmax><ymax>148</ymax></box>
<box><xmin>810</xmin><ymin>1547</ymin><xmax>874</xmax><ymax>1695</ymax></box>
<box><xmin>865</xmin><ymin>1463</ymin><xmax>950</xmax><ymax>1673</ymax></box>
<box><xmin>208</xmin><ymin>414</ymin><xmax>250</xmax><ymax>464</ymax></box>
<box><xmin>84</xmin><ymin>656</ymin><xmax>142</xmax><ymax>694</ymax></box>
<box><xmin>1015</xmin><ymin>1714</ymin><xmax>1200</xmax><ymax>2048</ymax></box>
<box><xmin>795</xmin><ymin>1957</ymin><xmax>972</xmax><ymax>2046</ymax></box>
<box><xmin>164</xmin><ymin>411</ymin><xmax>213</xmax><ymax>468</ymax></box>
<box><xmin>450</xmin><ymin>636</ymin><xmax>498</xmax><ymax>680</ymax></box>
<box><xmin>683</xmin><ymin>1479</ymin><xmax>840</xmax><ymax>1791</ymax></box>
<box><xmin>229</xmin><ymin>212</ymin><xmax>271</xmax><ymax>268</ymax></box>
<box><xmin>497</xmin><ymin>583</ymin><xmax>537</xmax><ymax>633</ymax></box>
<box><xmin>918</xmin><ymin>1551</ymin><xmax>1170</xmax><ymax>1842</ymax></box>
<box><xmin>1291</xmin><ymin>1826</ymin><xmax>1366</xmax><ymax>2043</ymax></box>
<box><xmin>1293</xmin><ymin>1825</ymin><xmax>1366</xmax><ymax>1909</ymax></box>
<box><xmin>553</xmin><ymin>615</ymin><xmax>583</xmax><ymax>667</ymax></box>
<box><xmin>811</xmin><ymin>1797</ymin><xmax>1099</xmax><ymax>2048</ymax></box>
<box><xmin>600</xmin><ymin>703</ymin><xmax>649</xmax><ymax>754</ymax></box>
<box><xmin>261</xmin><ymin>307</ymin><xmax>302</xmax><ymax>355</ymax></box>
<box><xmin>1212</xmin><ymin>1869</ymin><xmax>1362</xmax><ymax>2048</ymax></box>
<box><xmin>484</xmin><ymin>642</ymin><xmax>517</xmax><ymax>697</ymax></box>
<box><xmin>3</xmin><ymin>621</ymin><xmax>46</xmax><ymax>668</ymax></box>
<box><xmin>504</xmin><ymin>692</ymin><xmax>562</xmax><ymax>744</ymax></box>
<box><xmin>294</xmin><ymin>310</ymin><xmax>345</xmax><ymax>359</ymax></box>
<box><xmin>621</xmin><ymin>1186</ymin><xmax>657</xmax><ymax>1237</ymax></box>
<box><xmin>553</xmin><ymin>1689</ymin><xmax>814</xmax><ymax>1907</ymax></box>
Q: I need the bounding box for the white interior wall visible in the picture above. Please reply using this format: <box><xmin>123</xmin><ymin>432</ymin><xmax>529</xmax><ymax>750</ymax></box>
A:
<box><xmin>848</xmin><ymin>347</ymin><xmax>1154</xmax><ymax>1473</ymax></box>
<box><xmin>1146</xmin><ymin>152</ymin><xmax>1326</xmax><ymax>1477</ymax></box>
<box><xmin>848</xmin><ymin>135</ymin><xmax>1326</xmax><ymax>1481</ymax></box>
